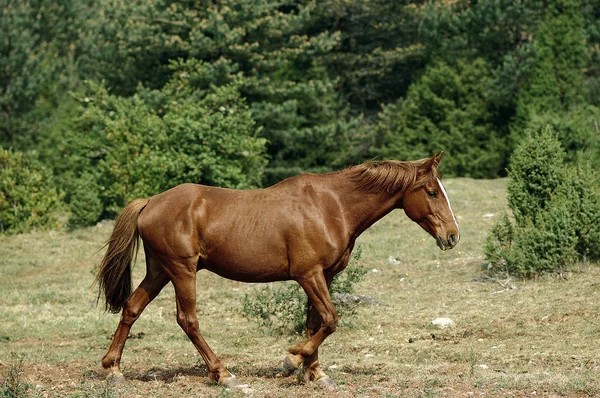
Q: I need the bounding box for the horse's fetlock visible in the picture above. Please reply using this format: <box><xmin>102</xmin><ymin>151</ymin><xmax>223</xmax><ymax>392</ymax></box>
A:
<box><xmin>323</xmin><ymin>316</ymin><xmax>338</xmax><ymax>334</ymax></box>
<box><xmin>284</xmin><ymin>352</ymin><xmax>304</xmax><ymax>370</ymax></box>
<box><xmin>101</xmin><ymin>355</ymin><xmax>116</xmax><ymax>369</ymax></box>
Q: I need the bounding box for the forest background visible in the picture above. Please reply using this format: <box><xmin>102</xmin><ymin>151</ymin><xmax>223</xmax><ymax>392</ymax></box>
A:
<box><xmin>1</xmin><ymin>0</ymin><xmax>600</xmax><ymax>232</ymax></box>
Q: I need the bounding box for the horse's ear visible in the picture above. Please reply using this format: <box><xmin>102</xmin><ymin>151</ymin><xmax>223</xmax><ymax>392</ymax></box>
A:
<box><xmin>426</xmin><ymin>152</ymin><xmax>443</xmax><ymax>170</ymax></box>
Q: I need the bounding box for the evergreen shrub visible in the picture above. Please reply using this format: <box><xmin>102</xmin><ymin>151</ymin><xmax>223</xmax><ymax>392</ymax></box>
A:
<box><xmin>485</xmin><ymin>126</ymin><xmax>600</xmax><ymax>277</ymax></box>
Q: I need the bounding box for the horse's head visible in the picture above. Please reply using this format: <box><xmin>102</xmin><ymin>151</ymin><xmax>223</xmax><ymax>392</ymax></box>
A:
<box><xmin>402</xmin><ymin>153</ymin><xmax>460</xmax><ymax>251</ymax></box>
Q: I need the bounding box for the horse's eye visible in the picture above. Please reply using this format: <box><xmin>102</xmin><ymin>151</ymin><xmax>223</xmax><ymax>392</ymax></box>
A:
<box><xmin>427</xmin><ymin>191</ymin><xmax>437</xmax><ymax>198</ymax></box>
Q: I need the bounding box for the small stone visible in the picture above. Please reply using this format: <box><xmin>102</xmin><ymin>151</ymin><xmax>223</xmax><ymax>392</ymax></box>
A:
<box><xmin>364</xmin><ymin>353</ymin><xmax>375</xmax><ymax>358</ymax></box>
<box><xmin>431</xmin><ymin>317</ymin><xmax>456</xmax><ymax>329</ymax></box>
<box><xmin>388</xmin><ymin>256</ymin><xmax>401</xmax><ymax>265</ymax></box>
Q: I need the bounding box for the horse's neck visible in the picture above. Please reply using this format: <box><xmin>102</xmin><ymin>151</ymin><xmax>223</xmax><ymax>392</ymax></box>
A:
<box><xmin>334</xmin><ymin>177</ymin><xmax>404</xmax><ymax>239</ymax></box>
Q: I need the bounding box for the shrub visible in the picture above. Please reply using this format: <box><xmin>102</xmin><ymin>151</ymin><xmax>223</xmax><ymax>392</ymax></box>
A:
<box><xmin>0</xmin><ymin>148</ymin><xmax>63</xmax><ymax>234</ymax></box>
<box><xmin>509</xmin><ymin>196</ymin><xmax>579</xmax><ymax>277</ymax></box>
<box><xmin>1</xmin><ymin>353</ymin><xmax>31</xmax><ymax>398</ymax></box>
<box><xmin>506</xmin><ymin>124</ymin><xmax>567</xmax><ymax>223</ymax></box>
<box><xmin>38</xmin><ymin>64</ymin><xmax>268</xmax><ymax>225</ymax></box>
<box><xmin>242</xmin><ymin>246</ymin><xmax>367</xmax><ymax>335</ymax></box>
<box><xmin>485</xmin><ymin>126</ymin><xmax>600</xmax><ymax>277</ymax></box>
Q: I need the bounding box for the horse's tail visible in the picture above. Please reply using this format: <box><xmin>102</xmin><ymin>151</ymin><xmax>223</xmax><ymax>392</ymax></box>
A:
<box><xmin>96</xmin><ymin>198</ymin><xmax>149</xmax><ymax>313</ymax></box>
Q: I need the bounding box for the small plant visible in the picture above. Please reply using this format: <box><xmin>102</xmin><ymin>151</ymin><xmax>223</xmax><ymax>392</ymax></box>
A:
<box><xmin>241</xmin><ymin>246</ymin><xmax>367</xmax><ymax>335</ymax></box>
<box><xmin>468</xmin><ymin>347</ymin><xmax>477</xmax><ymax>378</ymax></box>
<box><xmin>1</xmin><ymin>353</ymin><xmax>31</xmax><ymax>398</ymax></box>
<box><xmin>485</xmin><ymin>126</ymin><xmax>600</xmax><ymax>277</ymax></box>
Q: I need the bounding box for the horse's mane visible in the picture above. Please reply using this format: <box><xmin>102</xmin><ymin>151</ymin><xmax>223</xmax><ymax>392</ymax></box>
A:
<box><xmin>341</xmin><ymin>159</ymin><xmax>439</xmax><ymax>193</ymax></box>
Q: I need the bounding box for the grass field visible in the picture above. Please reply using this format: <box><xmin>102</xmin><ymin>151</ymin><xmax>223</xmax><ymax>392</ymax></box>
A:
<box><xmin>2</xmin><ymin>178</ymin><xmax>600</xmax><ymax>397</ymax></box>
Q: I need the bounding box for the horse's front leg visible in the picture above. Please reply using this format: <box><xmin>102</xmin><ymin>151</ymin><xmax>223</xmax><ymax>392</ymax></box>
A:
<box><xmin>282</xmin><ymin>271</ymin><xmax>337</xmax><ymax>387</ymax></box>
<box><xmin>297</xmin><ymin>303</ymin><xmax>336</xmax><ymax>386</ymax></box>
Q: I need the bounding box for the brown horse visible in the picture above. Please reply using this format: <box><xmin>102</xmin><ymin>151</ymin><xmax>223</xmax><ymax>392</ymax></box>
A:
<box><xmin>96</xmin><ymin>153</ymin><xmax>459</xmax><ymax>389</ymax></box>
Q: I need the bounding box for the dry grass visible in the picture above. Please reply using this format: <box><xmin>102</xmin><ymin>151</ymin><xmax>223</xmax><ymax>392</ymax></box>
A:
<box><xmin>2</xmin><ymin>178</ymin><xmax>600</xmax><ymax>397</ymax></box>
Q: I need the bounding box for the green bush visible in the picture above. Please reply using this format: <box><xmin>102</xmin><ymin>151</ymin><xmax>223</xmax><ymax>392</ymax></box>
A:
<box><xmin>565</xmin><ymin>162</ymin><xmax>600</xmax><ymax>260</ymax></box>
<box><xmin>510</xmin><ymin>196</ymin><xmax>579</xmax><ymax>277</ymax></box>
<box><xmin>242</xmin><ymin>247</ymin><xmax>367</xmax><ymax>335</ymax></box>
<box><xmin>485</xmin><ymin>126</ymin><xmax>600</xmax><ymax>277</ymax></box>
<box><xmin>38</xmin><ymin>62</ymin><xmax>268</xmax><ymax>224</ymax></box>
<box><xmin>506</xmin><ymin>125</ymin><xmax>567</xmax><ymax>223</ymax></box>
<box><xmin>0</xmin><ymin>148</ymin><xmax>63</xmax><ymax>234</ymax></box>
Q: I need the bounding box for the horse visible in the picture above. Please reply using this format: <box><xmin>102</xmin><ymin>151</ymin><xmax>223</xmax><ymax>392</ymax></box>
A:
<box><xmin>96</xmin><ymin>153</ymin><xmax>459</xmax><ymax>389</ymax></box>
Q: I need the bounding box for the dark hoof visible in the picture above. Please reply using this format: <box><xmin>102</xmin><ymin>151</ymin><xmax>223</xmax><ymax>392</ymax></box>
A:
<box><xmin>316</xmin><ymin>376</ymin><xmax>336</xmax><ymax>389</ymax></box>
<box><xmin>277</xmin><ymin>355</ymin><xmax>300</xmax><ymax>377</ymax></box>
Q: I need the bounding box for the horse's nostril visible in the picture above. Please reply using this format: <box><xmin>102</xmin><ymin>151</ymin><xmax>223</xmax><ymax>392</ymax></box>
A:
<box><xmin>449</xmin><ymin>234</ymin><xmax>457</xmax><ymax>246</ymax></box>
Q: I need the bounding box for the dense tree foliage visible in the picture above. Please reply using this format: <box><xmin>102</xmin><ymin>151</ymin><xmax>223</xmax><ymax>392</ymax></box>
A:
<box><xmin>0</xmin><ymin>148</ymin><xmax>63</xmax><ymax>233</ymax></box>
<box><xmin>1</xmin><ymin>0</ymin><xmax>599</xmax><ymax>231</ymax></box>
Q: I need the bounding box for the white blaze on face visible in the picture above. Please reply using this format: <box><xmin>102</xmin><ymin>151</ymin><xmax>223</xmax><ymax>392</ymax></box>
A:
<box><xmin>437</xmin><ymin>178</ymin><xmax>459</xmax><ymax>236</ymax></box>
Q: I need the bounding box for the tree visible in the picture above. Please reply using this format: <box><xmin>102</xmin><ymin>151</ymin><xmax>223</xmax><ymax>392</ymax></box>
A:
<box><xmin>0</xmin><ymin>0</ymin><xmax>86</xmax><ymax>147</ymax></box>
<box><xmin>372</xmin><ymin>58</ymin><xmax>507</xmax><ymax>178</ymax></box>
<box><xmin>510</xmin><ymin>0</ymin><xmax>593</xmax><ymax>160</ymax></box>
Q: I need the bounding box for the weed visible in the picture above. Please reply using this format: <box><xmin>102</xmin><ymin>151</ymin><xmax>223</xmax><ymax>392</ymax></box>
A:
<box><xmin>1</xmin><ymin>353</ymin><xmax>31</xmax><ymax>398</ymax></box>
<box><xmin>73</xmin><ymin>381</ymin><xmax>120</xmax><ymax>398</ymax></box>
<box><xmin>419</xmin><ymin>388</ymin><xmax>439</xmax><ymax>398</ymax></box>
<box><xmin>241</xmin><ymin>246</ymin><xmax>367</xmax><ymax>335</ymax></box>
<box><xmin>468</xmin><ymin>347</ymin><xmax>477</xmax><ymax>378</ymax></box>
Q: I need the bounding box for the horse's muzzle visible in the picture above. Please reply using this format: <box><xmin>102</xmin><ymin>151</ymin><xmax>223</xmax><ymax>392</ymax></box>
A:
<box><xmin>436</xmin><ymin>234</ymin><xmax>459</xmax><ymax>251</ymax></box>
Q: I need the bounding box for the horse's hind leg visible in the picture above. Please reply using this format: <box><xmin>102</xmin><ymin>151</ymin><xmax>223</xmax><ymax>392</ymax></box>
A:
<box><xmin>102</xmin><ymin>251</ymin><xmax>169</xmax><ymax>381</ymax></box>
<box><xmin>169</xmin><ymin>266</ymin><xmax>246</xmax><ymax>388</ymax></box>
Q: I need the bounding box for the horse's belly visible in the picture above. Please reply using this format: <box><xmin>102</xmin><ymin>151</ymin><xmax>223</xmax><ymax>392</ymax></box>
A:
<box><xmin>201</xmin><ymin>257</ymin><xmax>290</xmax><ymax>283</ymax></box>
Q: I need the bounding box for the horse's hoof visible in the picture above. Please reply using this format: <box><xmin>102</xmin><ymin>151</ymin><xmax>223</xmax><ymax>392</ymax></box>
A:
<box><xmin>316</xmin><ymin>376</ymin><xmax>336</xmax><ymax>389</ymax></box>
<box><xmin>277</xmin><ymin>355</ymin><xmax>300</xmax><ymax>377</ymax></box>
